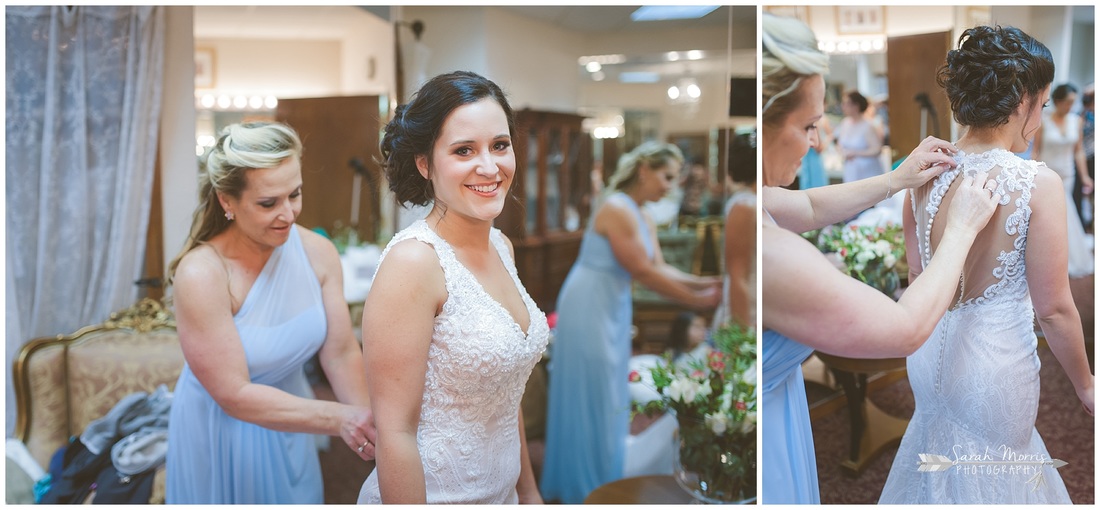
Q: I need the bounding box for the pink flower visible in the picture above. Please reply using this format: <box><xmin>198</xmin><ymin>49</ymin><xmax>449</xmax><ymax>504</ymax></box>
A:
<box><xmin>546</xmin><ymin>312</ymin><xmax>558</xmax><ymax>330</ymax></box>
<box><xmin>628</xmin><ymin>370</ymin><xmax>641</xmax><ymax>383</ymax></box>
<box><xmin>736</xmin><ymin>401</ymin><xmax>747</xmax><ymax>411</ymax></box>
<box><xmin>709</xmin><ymin>359</ymin><xmax>726</xmax><ymax>371</ymax></box>
<box><xmin>691</xmin><ymin>369</ymin><xmax>706</xmax><ymax>379</ymax></box>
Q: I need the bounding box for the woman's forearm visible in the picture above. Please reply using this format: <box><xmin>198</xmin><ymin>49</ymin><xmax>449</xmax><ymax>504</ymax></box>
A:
<box><xmin>515</xmin><ymin>412</ymin><xmax>543</xmax><ymax>503</ymax></box>
<box><xmin>727</xmin><ymin>277</ymin><xmax>752</xmax><ymax>329</ymax></box>
<box><xmin>636</xmin><ymin>265</ymin><xmax>706</xmax><ymax>307</ymax></box>
<box><xmin>321</xmin><ymin>342</ymin><xmax>371</xmax><ymax>407</ymax></box>
<box><xmin>222</xmin><ymin>383</ymin><xmax>355</xmax><ymax>435</ymax></box>
<box><xmin>377</xmin><ymin>432</ymin><xmax>427</xmax><ymax>503</ymax></box>
<box><xmin>893</xmin><ymin>225</ymin><xmax>978</xmax><ymax>345</ymax></box>
<box><xmin>764</xmin><ymin>174</ymin><xmax>892</xmax><ymax>233</ymax></box>
<box><xmin>1038</xmin><ymin>305</ymin><xmax>1094</xmax><ymax>396</ymax></box>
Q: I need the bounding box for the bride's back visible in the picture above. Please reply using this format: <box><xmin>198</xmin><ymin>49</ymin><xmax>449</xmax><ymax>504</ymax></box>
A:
<box><xmin>912</xmin><ymin>149</ymin><xmax>1042</xmax><ymax>307</ymax></box>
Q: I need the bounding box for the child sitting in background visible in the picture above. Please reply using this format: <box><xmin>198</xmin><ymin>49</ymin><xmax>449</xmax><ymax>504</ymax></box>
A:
<box><xmin>622</xmin><ymin>312</ymin><xmax>712</xmax><ymax>477</ymax></box>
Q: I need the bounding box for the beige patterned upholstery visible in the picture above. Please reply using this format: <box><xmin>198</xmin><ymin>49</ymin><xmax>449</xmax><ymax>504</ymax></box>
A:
<box><xmin>13</xmin><ymin>298</ymin><xmax>183</xmax><ymax>503</ymax></box>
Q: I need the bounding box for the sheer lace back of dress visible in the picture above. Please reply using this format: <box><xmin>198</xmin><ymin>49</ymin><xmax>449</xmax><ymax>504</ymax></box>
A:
<box><xmin>910</xmin><ymin>148</ymin><xmax>1039</xmax><ymax>307</ymax></box>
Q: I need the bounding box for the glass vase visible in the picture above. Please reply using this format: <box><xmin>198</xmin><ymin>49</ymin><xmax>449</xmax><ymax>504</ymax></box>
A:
<box><xmin>672</xmin><ymin>416</ymin><xmax>756</xmax><ymax>504</ymax></box>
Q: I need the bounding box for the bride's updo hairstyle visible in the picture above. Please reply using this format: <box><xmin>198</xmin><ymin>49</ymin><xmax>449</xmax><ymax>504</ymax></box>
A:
<box><xmin>168</xmin><ymin>121</ymin><xmax>302</xmax><ymax>283</ymax></box>
<box><xmin>938</xmin><ymin>26</ymin><xmax>1054</xmax><ymax>129</ymax></box>
<box><xmin>761</xmin><ymin>13</ymin><xmax>830</xmax><ymax>128</ymax></box>
<box><xmin>382</xmin><ymin>71</ymin><xmax>516</xmax><ymax>207</ymax></box>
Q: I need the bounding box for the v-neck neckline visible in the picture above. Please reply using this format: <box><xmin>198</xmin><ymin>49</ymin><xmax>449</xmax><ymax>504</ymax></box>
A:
<box><xmin>421</xmin><ymin>221</ymin><xmax>533</xmax><ymax>339</ymax></box>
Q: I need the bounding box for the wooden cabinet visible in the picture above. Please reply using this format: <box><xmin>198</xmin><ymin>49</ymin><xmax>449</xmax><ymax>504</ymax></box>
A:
<box><xmin>276</xmin><ymin>96</ymin><xmax>384</xmax><ymax>244</ymax></box>
<box><xmin>498</xmin><ymin>109</ymin><xmax>593</xmax><ymax>312</ymax></box>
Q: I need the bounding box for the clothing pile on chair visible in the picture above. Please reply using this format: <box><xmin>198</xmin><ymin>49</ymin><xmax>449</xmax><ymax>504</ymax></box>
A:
<box><xmin>37</xmin><ymin>385</ymin><xmax>172</xmax><ymax>504</ymax></box>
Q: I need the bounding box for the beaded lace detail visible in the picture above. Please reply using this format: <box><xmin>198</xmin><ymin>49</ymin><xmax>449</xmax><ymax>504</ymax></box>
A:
<box><xmin>358</xmin><ymin>220</ymin><xmax>549</xmax><ymax>504</ymax></box>
<box><xmin>915</xmin><ymin>148</ymin><xmax>1039</xmax><ymax>308</ymax></box>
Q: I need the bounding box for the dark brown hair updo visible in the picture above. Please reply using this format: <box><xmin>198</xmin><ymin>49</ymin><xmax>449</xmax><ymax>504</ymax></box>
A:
<box><xmin>938</xmin><ymin>25</ymin><xmax>1054</xmax><ymax>129</ymax></box>
<box><xmin>845</xmin><ymin>90</ymin><xmax>869</xmax><ymax>113</ymax></box>
<box><xmin>381</xmin><ymin>71</ymin><xmax>515</xmax><ymax>207</ymax></box>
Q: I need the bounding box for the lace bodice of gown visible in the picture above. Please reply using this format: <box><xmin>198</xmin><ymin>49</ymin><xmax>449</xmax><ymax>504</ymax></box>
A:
<box><xmin>909</xmin><ymin>148</ymin><xmax>1039</xmax><ymax>308</ymax></box>
<box><xmin>358</xmin><ymin>220</ymin><xmax>549</xmax><ymax>504</ymax></box>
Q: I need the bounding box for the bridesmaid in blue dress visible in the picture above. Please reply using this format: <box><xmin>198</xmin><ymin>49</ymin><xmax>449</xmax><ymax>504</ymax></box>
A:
<box><xmin>540</xmin><ymin>142</ymin><xmax>722</xmax><ymax>504</ymax></box>
<box><xmin>798</xmin><ymin>116</ymin><xmax>831</xmax><ymax>189</ymax></box>
<box><xmin>166</xmin><ymin>122</ymin><xmax>375</xmax><ymax>503</ymax></box>
<box><xmin>760</xmin><ymin>13</ymin><xmax>1001</xmax><ymax>504</ymax></box>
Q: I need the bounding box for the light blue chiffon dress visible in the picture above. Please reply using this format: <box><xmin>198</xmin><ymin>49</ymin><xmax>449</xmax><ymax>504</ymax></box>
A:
<box><xmin>799</xmin><ymin>148</ymin><xmax>828</xmax><ymax>189</ymax></box>
<box><xmin>762</xmin><ymin>329</ymin><xmax>819</xmax><ymax>504</ymax></box>
<box><xmin>167</xmin><ymin>226</ymin><xmax>327</xmax><ymax>504</ymax></box>
<box><xmin>540</xmin><ymin>192</ymin><xmax>653</xmax><ymax>504</ymax></box>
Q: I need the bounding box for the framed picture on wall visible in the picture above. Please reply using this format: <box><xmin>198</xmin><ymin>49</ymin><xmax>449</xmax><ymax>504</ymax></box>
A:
<box><xmin>195</xmin><ymin>48</ymin><xmax>216</xmax><ymax>89</ymax></box>
<box><xmin>836</xmin><ymin>6</ymin><xmax>884</xmax><ymax>34</ymax></box>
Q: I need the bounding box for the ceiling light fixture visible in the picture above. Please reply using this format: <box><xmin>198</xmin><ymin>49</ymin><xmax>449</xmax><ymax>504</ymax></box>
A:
<box><xmin>631</xmin><ymin>6</ymin><xmax>720</xmax><ymax>22</ymax></box>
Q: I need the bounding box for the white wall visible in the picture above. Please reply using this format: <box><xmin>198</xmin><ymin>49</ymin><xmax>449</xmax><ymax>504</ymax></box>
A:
<box><xmin>160</xmin><ymin>7</ymin><xmax>199</xmax><ymax>272</ymax></box>
<box><xmin>400</xmin><ymin>7</ymin><xmax>488</xmax><ymax>91</ymax></box>
<box><xmin>485</xmin><ymin>8</ymin><xmax>583</xmax><ymax>112</ymax></box>
<box><xmin>807</xmin><ymin>6</ymin><xmax>954</xmax><ymax>41</ymax></box>
<box><xmin>195</xmin><ymin>38</ymin><xmax>342</xmax><ymax>99</ymax></box>
<box><xmin>339</xmin><ymin>9</ymin><xmax>395</xmax><ymax>97</ymax></box>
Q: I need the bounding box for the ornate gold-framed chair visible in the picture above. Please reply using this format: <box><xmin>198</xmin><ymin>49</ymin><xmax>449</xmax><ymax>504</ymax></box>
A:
<box><xmin>12</xmin><ymin>297</ymin><xmax>183</xmax><ymax>503</ymax></box>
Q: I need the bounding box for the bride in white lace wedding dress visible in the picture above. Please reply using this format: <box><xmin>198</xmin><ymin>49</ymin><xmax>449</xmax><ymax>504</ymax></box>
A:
<box><xmin>880</xmin><ymin>26</ymin><xmax>1094</xmax><ymax>504</ymax></box>
<box><xmin>358</xmin><ymin>72</ymin><xmax>547</xmax><ymax>504</ymax></box>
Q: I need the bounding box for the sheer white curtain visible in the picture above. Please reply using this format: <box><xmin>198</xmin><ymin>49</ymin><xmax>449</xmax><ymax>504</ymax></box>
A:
<box><xmin>5</xmin><ymin>6</ymin><xmax>165</xmax><ymax>435</ymax></box>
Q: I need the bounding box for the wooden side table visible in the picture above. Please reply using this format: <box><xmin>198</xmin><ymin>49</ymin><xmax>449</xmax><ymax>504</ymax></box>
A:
<box><xmin>583</xmin><ymin>475</ymin><xmax>694</xmax><ymax>504</ymax></box>
<box><xmin>813</xmin><ymin>352</ymin><xmax>909</xmax><ymax>476</ymax></box>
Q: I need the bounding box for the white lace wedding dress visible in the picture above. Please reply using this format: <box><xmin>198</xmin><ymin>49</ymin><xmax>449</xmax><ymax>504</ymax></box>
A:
<box><xmin>357</xmin><ymin>220</ymin><xmax>549</xmax><ymax>504</ymax></box>
<box><xmin>878</xmin><ymin>149</ymin><xmax>1071</xmax><ymax>503</ymax></box>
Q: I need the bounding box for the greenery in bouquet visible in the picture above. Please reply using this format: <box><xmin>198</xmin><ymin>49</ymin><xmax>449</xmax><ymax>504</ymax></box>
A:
<box><xmin>813</xmin><ymin>222</ymin><xmax>906</xmax><ymax>296</ymax></box>
<box><xmin>631</xmin><ymin>323</ymin><xmax>757</xmax><ymax>501</ymax></box>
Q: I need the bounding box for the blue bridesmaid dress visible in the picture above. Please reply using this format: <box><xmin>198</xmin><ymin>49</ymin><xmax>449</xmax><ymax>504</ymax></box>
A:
<box><xmin>799</xmin><ymin>148</ymin><xmax>828</xmax><ymax>189</ymax></box>
<box><xmin>166</xmin><ymin>226</ymin><xmax>327</xmax><ymax>503</ymax></box>
<box><xmin>540</xmin><ymin>192</ymin><xmax>654</xmax><ymax>504</ymax></box>
<box><xmin>761</xmin><ymin>329</ymin><xmax>819</xmax><ymax>504</ymax></box>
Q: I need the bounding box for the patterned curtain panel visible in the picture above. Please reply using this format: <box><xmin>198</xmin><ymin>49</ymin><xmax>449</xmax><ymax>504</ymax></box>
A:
<box><xmin>5</xmin><ymin>6</ymin><xmax>165</xmax><ymax>435</ymax></box>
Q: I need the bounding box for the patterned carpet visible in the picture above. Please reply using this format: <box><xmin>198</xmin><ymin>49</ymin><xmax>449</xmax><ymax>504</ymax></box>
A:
<box><xmin>813</xmin><ymin>274</ymin><xmax>1095</xmax><ymax>504</ymax></box>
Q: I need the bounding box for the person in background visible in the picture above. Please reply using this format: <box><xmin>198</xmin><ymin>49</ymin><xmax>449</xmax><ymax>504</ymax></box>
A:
<box><xmin>798</xmin><ymin>114</ymin><xmax>832</xmax><ymax>189</ymax></box>
<box><xmin>712</xmin><ymin>130</ymin><xmax>757</xmax><ymax>331</ymax></box>
<box><xmin>1078</xmin><ymin>84</ymin><xmax>1094</xmax><ymax>230</ymax></box>
<box><xmin>1032</xmin><ymin>83</ymin><xmax>1094</xmax><ymax>278</ymax></box>
<box><xmin>835</xmin><ymin>90</ymin><xmax>886</xmax><ymax>184</ymax></box>
<box><xmin>357</xmin><ymin>71</ymin><xmax>546</xmax><ymax>504</ymax></box>
<box><xmin>541</xmin><ymin>141</ymin><xmax>721</xmax><ymax>504</ymax></box>
<box><xmin>677</xmin><ymin>161</ymin><xmax>709</xmax><ymax>217</ymax></box>
<box><xmin>166</xmin><ymin>121</ymin><xmax>375</xmax><ymax>504</ymax></box>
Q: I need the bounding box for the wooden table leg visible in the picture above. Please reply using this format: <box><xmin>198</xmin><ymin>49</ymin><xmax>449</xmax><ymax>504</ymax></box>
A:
<box><xmin>816</xmin><ymin>353</ymin><xmax>910</xmax><ymax>477</ymax></box>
